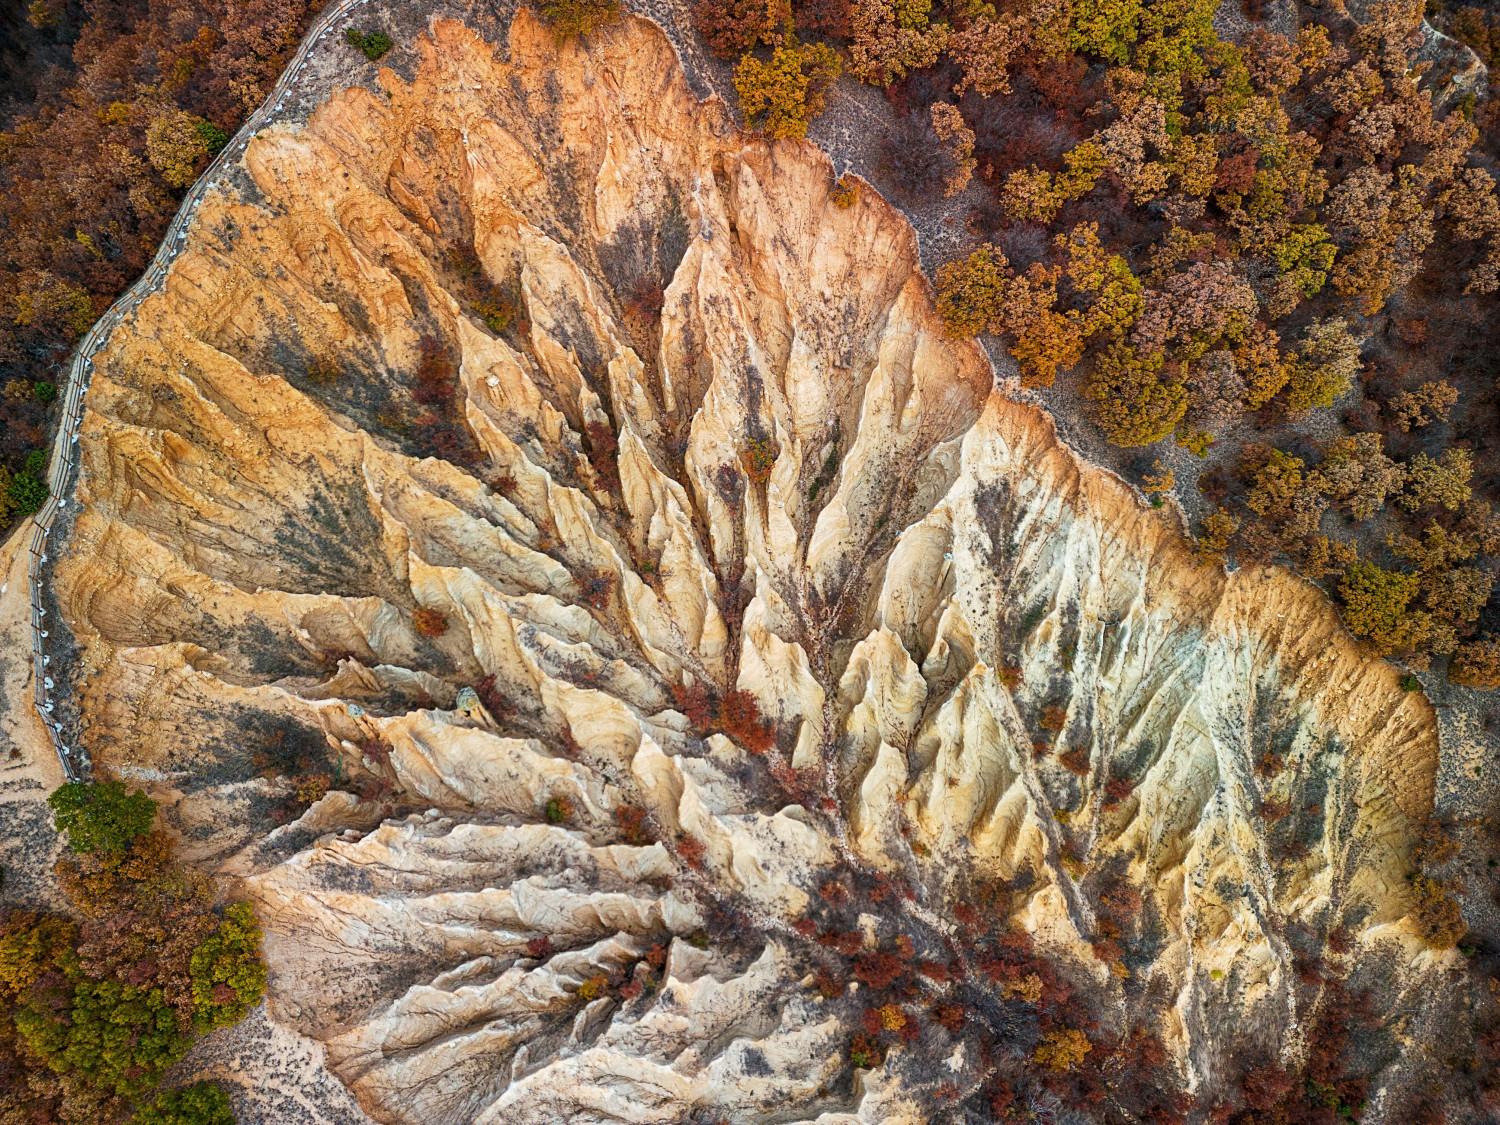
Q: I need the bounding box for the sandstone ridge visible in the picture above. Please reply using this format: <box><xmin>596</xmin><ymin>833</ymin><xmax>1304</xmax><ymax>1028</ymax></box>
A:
<box><xmin>51</xmin><ymin>8</ymin><xmax>1443</xmax><ymax>1122</ymax></box>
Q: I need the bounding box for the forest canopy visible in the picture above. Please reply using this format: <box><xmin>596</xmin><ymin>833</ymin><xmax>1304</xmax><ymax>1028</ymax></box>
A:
<box><xmin>701</xmin><ymin>0</ymin><xmax>1500</xmax><ymax>684</ymax></box>
<box><xmin>0</xmin><ymin>0</ymin><xmax>327</xmax><ymax>535</ymax></box>
<box><xmin>2</xmin><ymin>782</ymin><xmax>266</xmax><ymax>1123</ymax></box>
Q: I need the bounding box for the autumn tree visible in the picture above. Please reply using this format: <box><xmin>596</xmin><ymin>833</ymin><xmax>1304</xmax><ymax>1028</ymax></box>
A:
<box><xmin>1235</xmin><ymin>323</ymin><xmax>1291</xmax><ymax>410</ymax></box>
<box><xmin>1297</xmin><ymin>535</ymin><xmax>1358</xmax><ymax>579</ymax></box>
<box><xmin>1459</xmin><ymin>500</ymin><xmax>1500</xmax><ymax>554</ymax></box>
<box><xmin>934</xmin><ymin>245</ymin><xmax>1083</xmax><ymax>386</ymax></box>
<box><xmin>1284</xmin><ymin>318</ymin><xmax>1362</xmax><ymax>414</ymax></box>
<box><xmin>1390</xmin><ymin>381</ymin><xmax>1459</xmax><ymax>431</ymax></box>
<box><xmin>1324</xmin><ymin>100</ymin><xmax>1471</xmax><ymax>313</ymax></box>
<box><xmin>1328</xmin><ymin>167</ymin><xmax>1394</xmax><ymax>246</ymax></box>
<box><xmin>1001</xmin><ymin>143</ymin><xmax>1106</xmax><ymax>223</ymax></box>
<box><xmin>1081</xmin><ymin>257</ymin><xmax>1270</xmax><ymax>448</ymax></box>
<box><xmin>0</xmin><ymin>912</ymin><xmax>76</xmax><ymax>1000</ymax></box>
<box><xmin>1191</xmin><ymin>507</ymin><xmax>1239</xmax><ymax>567</ymax></box>
<box><xmin>847</xmin><ymin>0</ymin><xmax>950</xmax><ymax>86</ymax></box>
<box><xmin>1095</xmin><ymin>98</ymin><xmax>1173</xmax><ymax>205</ymax></box>
<box><xmin>1062</xmin><ymin>223</ymin><xmax>1144</xmax><ymax>340</ymax></box>
<box><xmin>1408</xmin><ymin>874</ymin><xmax>1465</xmax><ymax>949</ymax></box>
<box><xmin>1440</xmin><ymin>165</ymin><xmax>1500</xmax><ymax>292</ymax></box>
<box><xmin>1085</xmin><ymin>343</ymin><xmax>1183</xmax><ymax>445</ymax></box>
<box><xmin>692</xmin><ymin>0</ymin><xmax>790</xmax><ymax>56</ymax></box>
<box><xmin>190</xmin><ymin>904</ymin><xmax>267</xmax><ymax>1031</ymax></box>
<box><xmin>1142</xmin><ymin>460</ymin><xmax>1174</xmax><ymax>500</ymax></box>
<box><xmin>1389</xmin><ymin>521</ymin><xmax>1478</xmax><ymax>574</ymax></box>
<box><xmin>1241</xmin><ymin>447</ymin><xmax>1328</xmax><ymax>539</ymax></box>
<box><xmin>1451</xmin><ymin>635</ymin><xmax>1500</xmax><ymax>689</ymax></box>
<box><xmin>1320</xmin><ymin>433</ymin><xmax>1404</xmax><ymax>520</ymax></box>
<box><xmin>145</xmin><ymin>107</ymin><xmax>217</xmax><ymax>189</ymax></box>
<box><xmin>950</xmin><ymin>10</ymin><xmax>1026</xmax><ymax>96</ymax></box>
<box><xmin>1034</xmin><ymin>1027</ymin><xmax>1092</xmax><ymax>1071</ymax></box>
<box><xmin>1400</xmin><ymin>449</ymin><xmax>1473</xmax><ymax>512</ymax></box>
<box><xmin>1267</xmin><ymin>224</ymin><xmax>1337</xmax><ymax>317</ymax></box>
<box><xmin>929</xmin><ymin>103</ymin><xmax>977</xmax><ymax>196</ymax></box>
<box><xmin>1447</xmin><ymin>4</ymin><xmax>1500</xmax><ymax>62</ymax></box>
<box><xmin>1184</xmin><ymin>351</ymin><xmax>1245</xmax><ymax>439</ymax></box>
<box><xmin>1424</xmin><ymin>567</ymin><xmax>1490</xmax><ymax>636</ymax></box>
<box><xmin>1131</xmin><ymin>261</ymin><xmax>1256</xmax><ymax>357</ymax></box>
<box><xmin>1244</xmin><ymin>28</ymin><xmax>1304</xmax><ymax>93</ymax></box>
<box><xmin>735</xmin><ymin>38</ymin><xmax>842</xmax><ymax>139</ymax></box>
<box><xmin>1338</xmin><ymin>562</ymin><xmax>1420</xmax><ymax>653</ymax></box>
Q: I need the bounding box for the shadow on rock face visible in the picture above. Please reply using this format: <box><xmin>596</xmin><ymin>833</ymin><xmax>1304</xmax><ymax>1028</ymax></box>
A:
<box><xmin>52</xmin><ymin>8</ymin><xmax>1443</xmax><ymax>1124</ymax></box>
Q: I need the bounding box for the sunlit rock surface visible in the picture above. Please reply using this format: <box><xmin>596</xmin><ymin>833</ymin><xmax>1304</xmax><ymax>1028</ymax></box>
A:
<box><xmin>52</xmin><ymin>8</ymin><xmax>1443</xmax><ymax>1122</ymax></box>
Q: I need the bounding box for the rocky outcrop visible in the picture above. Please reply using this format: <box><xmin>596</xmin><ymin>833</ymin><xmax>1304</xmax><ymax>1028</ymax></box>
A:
<box><xmin>52</xmin><ymin>7</ymin><xmax>1444</xmax><ymax>1122</ymax></box>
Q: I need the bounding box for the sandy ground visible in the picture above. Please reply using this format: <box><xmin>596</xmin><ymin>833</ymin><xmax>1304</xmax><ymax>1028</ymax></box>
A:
<box><xmin>174</xmin><ymin>1005</ymin><xmax>381</xmax><ymax>1125</ymax></box>
<box><xmin>0</xmin><ymin>521</ymin><xmax>68</xmax><ymax>915</ymax></box>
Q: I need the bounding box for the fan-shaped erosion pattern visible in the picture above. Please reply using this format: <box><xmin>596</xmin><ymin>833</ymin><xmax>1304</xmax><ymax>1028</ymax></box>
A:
<box><xmin>50</xmin><ymin>8</ymin><xmax>1448</xmax><ymax>1123</ymax></box>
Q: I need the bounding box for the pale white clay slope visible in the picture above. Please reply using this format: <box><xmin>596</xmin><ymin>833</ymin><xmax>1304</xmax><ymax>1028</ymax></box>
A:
<box><xmin>53</xmin><ymin>8</ymin><xmax>1444</xmax><ymax>1122</ymax></box>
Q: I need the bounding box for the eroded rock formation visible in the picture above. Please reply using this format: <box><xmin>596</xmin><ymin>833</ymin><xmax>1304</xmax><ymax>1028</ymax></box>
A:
<box><xmin>52</xmin><ymin>8</ymin><xmax>1447</xmax><ymax>1122</ymax></box>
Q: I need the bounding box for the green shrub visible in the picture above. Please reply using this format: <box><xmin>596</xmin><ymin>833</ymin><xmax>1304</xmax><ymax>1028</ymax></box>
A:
<box><xmin>189</xmin><ymin>904</ymin><xmax>267</xmax><ymax>1032</ymax></box>
<box><xmin>474</xmin><ymin>287</ymin><xmax>514</xmax><ymax>332</ymax></box>
<box><xmin>1018</xmin><ymin>603</ymin><xmax>1046</xmax><ymax>636</ymax></box>
<box><xmin>47</xmin><ymin>781</ymin><xmax>158</xmax><ymax>855</ymax></box>
<box><xmin>32</xmin><ymin>380</ymin><xmax>56</xmax><ymax>404</ymax></box>
<box><xmin>25</xmin><ymin>449</ymin><xmax>47</xmax><ymax>476</ymax></box>
<box><xmin>192</xmin><ymin>120</ymin><xmax>229</xmax><ymax>156</ymax></box>
<box><xmin>1399</xmin><ymin>674</ymin><xmax>1422</xmax><ymax>692</ymax></box>
<box><xmin>344</xmin><ymin>28</ymin><xmax>393</xmax><ymax>61</ymax></box>
<box><xmin>14</xmin><ymin>974</ymin><xmax>191</xmax><ymax>1098</ymax></box>
<box><xmin>8</xmin><ymin>470</ymin><xmax>47</xmax><ymax>514</ymax></box>
<box><xmin>306</xmin><ymin>356</ymin><xmax>341</xmax><ymax>384</ymax></box>
<box><xmin>130</xmin><ymin>1082</ymin><xmax>235</xmax><ymax>1125</ymax></box>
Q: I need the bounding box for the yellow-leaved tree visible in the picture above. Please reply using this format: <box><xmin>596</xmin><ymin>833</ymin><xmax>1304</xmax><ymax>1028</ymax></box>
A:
<box><xmin>734</xmin><ymin>38</ymin><xmax>841</xmax><ymax>140</ymax></box>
